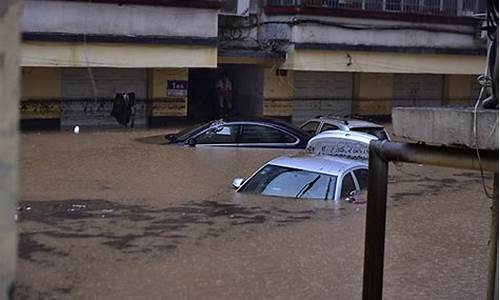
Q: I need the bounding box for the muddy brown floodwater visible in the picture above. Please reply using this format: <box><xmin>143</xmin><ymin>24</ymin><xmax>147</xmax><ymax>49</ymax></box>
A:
<box><xmin>16</xmin><ymin>129</ymin><xmax>491</xmax><ymax>299</ymax></box>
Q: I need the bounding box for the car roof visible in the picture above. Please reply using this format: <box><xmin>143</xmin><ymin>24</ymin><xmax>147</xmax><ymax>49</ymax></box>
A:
<box><xmin>267</xmin><ymin>154</ymin><xmax>367</xmax><ymax>176</ymax></box>
<box><xmin>310</xmin><ymin>116</ymin><xmax>384</xmax><ymax>129</ymax></box>
<box><xmin>308</xmin><ymin>130</ymin><xmax>376</xmax><ymax>145</ymax></box>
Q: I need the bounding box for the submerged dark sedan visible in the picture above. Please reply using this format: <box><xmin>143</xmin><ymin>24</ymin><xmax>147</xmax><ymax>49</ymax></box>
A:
<box><xmin>164</xmin><ymin>118</ymin><xmax>312</xmax><ymax>149</ymax></box>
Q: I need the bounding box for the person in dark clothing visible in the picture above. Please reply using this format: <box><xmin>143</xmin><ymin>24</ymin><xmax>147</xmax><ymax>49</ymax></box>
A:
<box><xmin>215</xmin><ymin>72</ymin><xmax>233</xmax><ymax>117</ymax></box>
<box><xmin>111</xmin><ymin>92</ymin><xmax>136</xmax><ymax>127</ymax></box>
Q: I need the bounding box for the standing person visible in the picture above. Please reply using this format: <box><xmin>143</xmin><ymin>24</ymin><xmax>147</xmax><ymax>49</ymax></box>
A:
<box><xmin>215</xmin><ymin>72</ymin><xmax>232</xmax><ymax>117</ymax></box>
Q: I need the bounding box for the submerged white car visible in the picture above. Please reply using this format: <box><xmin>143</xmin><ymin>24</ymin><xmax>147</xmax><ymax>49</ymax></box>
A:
<box><xmin>233</xmin><ymin>154</ymin><xmax>368</xmax><ymax>201</ymax></box>
<box><xmin>232</xmin><ymin>130</ymin><xmax>373</xmax><ymax>201</ymax></box>
<box><xmin>300</xmin><ymin>116</ymin><xmax>390</xmax><ymax>141</ymax></box>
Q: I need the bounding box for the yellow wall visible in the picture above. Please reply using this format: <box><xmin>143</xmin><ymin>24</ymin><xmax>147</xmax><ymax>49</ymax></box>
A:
<box><xmin>22</xmin><ymin>42</ymin><xmax>217</xmax><ymax>68</ymax></box>
<box><xmin>353</xmin><ymin>73</ymin><xmax>393</xmax><ymax>115</ymax></box>
<box><xmin>151</xmin><ymin>68</ymin><xmax>188</xmax><ymax>117</ymax></box>
<box><xmin>22</xmin><ymin>67</ymin><xmax>61</xmax><ymax>99</ymax></box>
<box><xmin>218</xmin><ymin>56</ymin><xmax>280</xmax><ymax>66</ymax></box>
<box><xmin>21</xmin><ymin>67</ymin><xmax>61</xmax><ymax>119</ymax></box>
<box><xmin>263</xmin><ymin>68</ymin><xmax>294</xmax><ymax>116</ymax></box>
<box><xmin>445</xmin><ymin>75</ymin><xmax>473</xmax><ymax>105</ymax></box>
<box><xmin>284</xmin><ymin>49</ymin><xmax>485</xmax><ymax>75</ymax></box>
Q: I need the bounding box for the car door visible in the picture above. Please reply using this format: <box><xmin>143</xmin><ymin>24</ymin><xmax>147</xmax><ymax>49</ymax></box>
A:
<box><xmin>238</xmin><ymin>124</ymin><xmax>299</xmax><ymax>148</ymax></box>
<box><xmin>192</xmin><ymin>124</ymin><xmax>241</xmax><ymax>147</ymax></box>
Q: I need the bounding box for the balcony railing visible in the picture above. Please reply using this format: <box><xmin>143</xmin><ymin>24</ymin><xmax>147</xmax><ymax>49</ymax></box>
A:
<box><xmin>266</xmin><ymin>0</ymin><xmax>486</xmax><ymax>17</ymax></box>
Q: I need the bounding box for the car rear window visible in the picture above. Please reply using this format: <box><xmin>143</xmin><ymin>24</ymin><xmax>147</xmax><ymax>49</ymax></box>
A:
<box><xmin>300</xmin><ymin>121</ymin><xmax>321</xmax><ymax>135</ymax></box>
<box><xmin>351</xmin><ymin>127</ymin><xmax>388</xmax><ymax>140</ymax></box>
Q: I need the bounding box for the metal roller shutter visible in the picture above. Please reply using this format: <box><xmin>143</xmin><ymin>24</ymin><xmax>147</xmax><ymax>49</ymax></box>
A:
<box><xmin>393</xmin><ymin>74</ymin><xmax>444</xmax><ymax>108</ymax></box>
<box><xmin>61</xmin><ymin>68</ymin><xmax>148</xmax><ymax>129</ymax></box>
<box><xmin>292</xmin><ymin>71</ymin><xmax>352</xmax><ymax>124</ymax></box>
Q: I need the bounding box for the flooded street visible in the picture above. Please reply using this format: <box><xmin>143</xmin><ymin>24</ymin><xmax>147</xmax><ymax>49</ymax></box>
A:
<box><xmin>16</xmin><ymin>129</ymin><xmax>491</xmax><ymax>299</ymax></box>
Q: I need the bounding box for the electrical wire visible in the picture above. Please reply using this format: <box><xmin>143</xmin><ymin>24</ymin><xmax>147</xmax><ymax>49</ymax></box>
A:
<box><xmin>84</xmin><ymin>0</ymin><xmax>99</xmax><ymax>109</ymax></box>
<box><xmin>221</xmin><ymin>17</ymin><xmax>475</xmax><ymax>35</ymax></box>
<box><xmin>472</xmin><ymin>32</ymin><xmax>496</xmax><ymax>199</ymax></box>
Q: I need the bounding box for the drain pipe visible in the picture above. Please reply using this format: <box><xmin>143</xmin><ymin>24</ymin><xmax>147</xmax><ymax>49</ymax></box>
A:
<box><xmin>362</xmin><ymin>140</ymin><xmax>499</xmax><ymax>300</ymax></box>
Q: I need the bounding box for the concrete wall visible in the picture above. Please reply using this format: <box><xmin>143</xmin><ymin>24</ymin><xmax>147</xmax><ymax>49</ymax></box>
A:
<box><xmin>283</xmin><ymin>48</ymin><xmax>485</xmax><ymax>74</ymax></box>
<box><xmin>352</xmin><ymin>73</ymin><xmax>393</xmax><ymax>115</ymax></box>
<box><xmin>21</xmin><ymin>67</ymin><xmax>61</xmax><ymax>119</ymax></box>
<box><xmin>0</xmin><ymin>1</ymin><xmax>20</xmax><ymax>298</ymax></box>
<box><xmin>291</xmin><ymin>18</ymin><xmax>478</xmax><ymax>50</ymax></box>
<box><xmin>21</xmin><ymin>42</ymin><xmax>218</xmax><ymax>68</ymax></box>
<box><xmin>151</xmin><ymin>68</ymin><xmax>188</xmax><ymax>117</ymax></box>
<box><xmin>22</xmin><ymin>0</ymin><xmax>217</xmax><ymax>38</ymax></box>
<box><xmin>261</xmin><ymin>14</ymin><xmax>482</xmax><ymax>52</ymax></box>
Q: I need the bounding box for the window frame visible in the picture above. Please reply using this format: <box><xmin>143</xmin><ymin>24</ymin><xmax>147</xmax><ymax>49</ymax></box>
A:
<box><xmin>237</xmin><ymin>122</ymin><xmax>300</xmax><ymax>147</ymax></box>
<box><xmin>191</xmin><ymin>124</ymin><xmax>241</xmax><ymax>146</ymax></box>
<box><xmin>352</xmin><ymin>167</ymin><xmax>369</xmax><ymax>191</ymax></box>
<box><xmin>339</xmin><ymin>171</ymin><xmax>358</xmax><ymax>199</ymax></box>
<box><xmin>319</xmin><ymin>122</ymin><xmax>341</xmax><ymax>133</ymax></box>
<box><xmin>300</xmin><ymin>120</ymin><xmax>322</xmax><ymax>135</ymax></box>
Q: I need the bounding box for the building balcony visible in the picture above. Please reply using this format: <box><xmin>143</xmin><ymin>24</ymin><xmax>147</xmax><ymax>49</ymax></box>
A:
<box><xmin>266</xmin><ymin>0</ymin><xmax>485</xmax><ymax>19</ymax></box>
<box><xmin>53</xmin><ymin>0</ymin><xmax>225</xmax><ymax>9</ymax></box>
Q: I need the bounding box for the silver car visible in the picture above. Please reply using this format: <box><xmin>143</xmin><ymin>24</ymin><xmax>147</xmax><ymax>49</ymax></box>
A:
<box><xmin>300</xmin><ymin>116</ymin><xmax>390</xmax><ymax>141</ymax></box>
<box><xmin>233</xmin><ymin>154</ymin><xmax>368</xmax><ymax>201</ymax></box>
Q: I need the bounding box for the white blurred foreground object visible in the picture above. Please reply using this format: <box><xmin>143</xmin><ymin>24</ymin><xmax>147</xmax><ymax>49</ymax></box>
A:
<box><xmin>73</xmin><ymin>125</ymin><xmax>80</xmax><ymax>134</ymax></box>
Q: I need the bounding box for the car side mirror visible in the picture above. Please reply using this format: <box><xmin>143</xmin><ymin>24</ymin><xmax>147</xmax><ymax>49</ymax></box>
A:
<box><xmin>187</xmin><ymin>139</ymin><xmax>196</xmax><ymax>147</ymax></box>
<box><xmin>232</xmin><ymin>178</ymin><xmax>244</xmax><ymax>189</ymax></box>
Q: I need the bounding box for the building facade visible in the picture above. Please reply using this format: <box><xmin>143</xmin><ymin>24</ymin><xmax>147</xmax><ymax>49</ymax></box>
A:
<box><xmin>20</xmin><ymin>0</ymin><xmax>486</xmax><ymax>128</ymax></box>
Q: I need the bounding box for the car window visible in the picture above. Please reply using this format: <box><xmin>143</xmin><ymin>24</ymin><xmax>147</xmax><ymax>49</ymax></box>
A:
<box><xmin>300</xmin><ymin>121</ymin><xmax>321</xmax><ymax>135</ymax></box>
<box><xmin>341</xmin><ymin>172</ymin><xmax>357</xmax><ymax>198</ymax></box>
<box><xmin>353</xmin><ymin>169</ymin><xmax>369</xmax><ymax>190</ymax></box>
<box><xmin>195</xmin><ymin>125</ymin><xmax>240</xmax><ymax>144</ymax></box>
<box><xmin>320</xmin><ymin>123</ymin><xmax>340</xmax><ymax>132</ymax></box>
<box><xmin>174</xmin><ymin>122</ymin><xmax>211</xmax><ymax>141</ymax></box>
<box><xmin>240</xmin><ymin>165</ymin><xmax>337</xmax><ymax>200</ymax></box>
<box><xmin>352</xmin><ymin>127</ymin><xmax>389</xmax><ymax>140</ymax></box>
<box><xmin>240</xmin><ymin>125</ymin><xmax>296</xmax><ymax>144</ymax></box>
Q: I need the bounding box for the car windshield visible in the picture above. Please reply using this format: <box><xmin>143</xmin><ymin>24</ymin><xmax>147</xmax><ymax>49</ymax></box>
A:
<box><xmin>173</xmin><ymin>122</ymin><xmax>212</xmax><ymax>141</ymax></box>
<box><xmin>351</xmin><ymin>127</ymin><xmax>388</xmax><ymax>140</ymax></box>
<box><xmin>240</xmin><ymin>165</ymin><xmax>337</xmax><ymax>200</ymax></box>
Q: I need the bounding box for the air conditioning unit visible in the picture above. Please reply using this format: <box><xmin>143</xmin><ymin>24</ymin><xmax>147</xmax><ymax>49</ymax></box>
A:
<box><xmin>221</xmin><ymin>0</ymin><xmax>250</xmax><ymax>16</ymax></box>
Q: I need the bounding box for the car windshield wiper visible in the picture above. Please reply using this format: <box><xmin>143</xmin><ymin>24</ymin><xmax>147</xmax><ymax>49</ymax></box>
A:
<box><xmin>295</xmin><ymin>175</ymin><xmax>321</xmax><ymax>199</ymax></box>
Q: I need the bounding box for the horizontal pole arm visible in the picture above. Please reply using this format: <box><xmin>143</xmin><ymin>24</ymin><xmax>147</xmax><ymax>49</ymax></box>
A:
<box><xmin>370</xmin><ymin>141</ymin><xmax>499</xmax><ymax>173</ymax></box>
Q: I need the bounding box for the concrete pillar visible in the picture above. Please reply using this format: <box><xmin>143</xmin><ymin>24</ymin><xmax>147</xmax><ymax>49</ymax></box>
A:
<box><xmin>0</xmin><ymin>1</ymin><xmax>21</xmax><ymax>298</ymax></box>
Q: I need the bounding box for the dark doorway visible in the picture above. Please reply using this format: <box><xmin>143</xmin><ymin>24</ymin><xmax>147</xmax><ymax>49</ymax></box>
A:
<box><xmin>222</xmin><ymin>64</ymin><xmax>264</xmax><ymax>118</ymax></box>
<box><xmin>188</xmin><ymin>68</ymin><xmax>218</xmax><ymax>122</ymax></box>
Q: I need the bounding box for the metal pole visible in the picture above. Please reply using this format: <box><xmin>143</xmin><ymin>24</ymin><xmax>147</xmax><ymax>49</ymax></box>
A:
<box><xmin>487</xmin><ymin>173</ymin><xmax>499</xmax><ymax>300</ymax></box>
<box><xmin>376</xmin><ymin>141</ymin><xmax>498</xmax><ymax>173</ymax></box>
<box><xmin>362</xmin><ymin>141</ymin><xmax>499</xmax><ymax>300</ymax></box>
<box><xmin>362</xmin><ymin>142</ymin><xmax>389</xmax><ymax>300</ymax></box>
